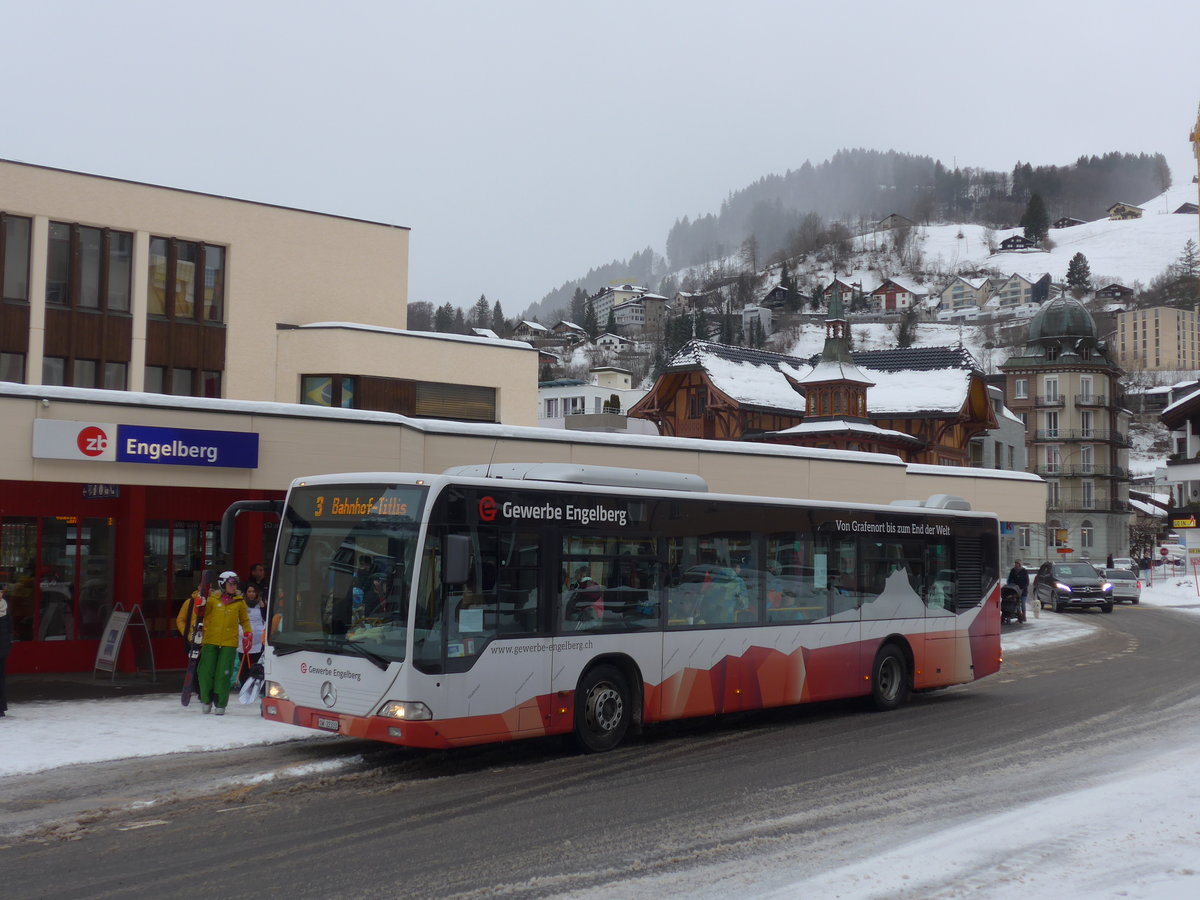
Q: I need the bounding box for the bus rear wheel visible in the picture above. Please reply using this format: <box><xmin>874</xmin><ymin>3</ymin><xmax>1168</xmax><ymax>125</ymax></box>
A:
<box><xmin>870</xmin><ymin>644</ymin><xmax>910</xmax><ymax>711</ymax></box>
<box><xmin>574</xmin><ymin>665</ymin><xmax>630</xmax><ymax>753</ymax></box>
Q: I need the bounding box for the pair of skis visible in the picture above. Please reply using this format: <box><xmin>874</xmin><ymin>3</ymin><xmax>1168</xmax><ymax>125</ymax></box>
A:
<box><xmin>179</xmin><ymin>570</ymin><xmax>211</xmax><ymax>706</ymax></box>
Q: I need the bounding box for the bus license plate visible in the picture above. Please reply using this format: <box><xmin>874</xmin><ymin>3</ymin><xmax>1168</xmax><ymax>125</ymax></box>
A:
<box><xmin>317</xmin><ymin>716</ymin><xmax>340</xmax><ymax>732</ymax></box>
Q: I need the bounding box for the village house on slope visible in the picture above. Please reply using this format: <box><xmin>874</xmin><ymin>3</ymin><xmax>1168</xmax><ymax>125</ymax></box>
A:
<box><xmin>628</xmin><ymin>293</ymin><xmax>996</xmax><ymax>465</ymax></box>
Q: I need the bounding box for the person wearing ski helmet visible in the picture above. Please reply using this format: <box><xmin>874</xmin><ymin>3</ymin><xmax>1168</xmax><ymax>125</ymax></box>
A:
<box><xmin>177</xmin><ymin>570</ymin><xmax>250</xmax><ymax>715</ymax></box>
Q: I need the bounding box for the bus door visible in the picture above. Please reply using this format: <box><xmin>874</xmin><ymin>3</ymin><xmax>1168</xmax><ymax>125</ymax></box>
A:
<box><xmin>414</xmin><ymin>525</ymin><xmax>551</xmax><ymax>740</ymax></box>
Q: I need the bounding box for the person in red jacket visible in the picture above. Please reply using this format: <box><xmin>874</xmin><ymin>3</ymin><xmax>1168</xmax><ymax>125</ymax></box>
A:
<box><xmin>176</xmin><ymin>571</ymin><xmax>250</xmax><ymax>715</ymax></box>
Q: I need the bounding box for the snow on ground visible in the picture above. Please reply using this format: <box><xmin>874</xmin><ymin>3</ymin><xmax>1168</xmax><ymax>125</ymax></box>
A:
<box><xmin>3</xmin><ymin>574</ymin><xmax>1200</xmax><ymax>896</ymax></box>
<box><xmin>865</xmin><ymin>183</ymin><xmax>1200</xmax><ymax>289</ymax></box>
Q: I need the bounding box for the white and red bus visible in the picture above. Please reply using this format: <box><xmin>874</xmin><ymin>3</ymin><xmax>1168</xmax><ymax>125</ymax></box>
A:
<box><xmin>228</xmin><ymin>463</ymin><xmax>1001</xmax><ymax>752</ymax></box>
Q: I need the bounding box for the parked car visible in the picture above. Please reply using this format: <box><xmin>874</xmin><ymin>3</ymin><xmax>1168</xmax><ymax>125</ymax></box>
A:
<box><xmin>1111</xmin><ymin>557</ymin><xmax>1138</xmax><ymax>576</ymax></box>
<box><xmin>1102</xmin><ymin>568</ymin><xmax>1141</xmax><ymax>604</ymax></box>
<box><xmin>1032</xmin><ymin>561</ymin><xmax>1114</xmax><ymax>613</ymax></box>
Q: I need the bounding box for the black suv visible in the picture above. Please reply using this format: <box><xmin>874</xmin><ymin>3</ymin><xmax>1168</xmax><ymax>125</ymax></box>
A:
<box><xmin>1033</xmin><ymin>561</ymin><xmax>1114</xmax><ymax>613</ymax></box>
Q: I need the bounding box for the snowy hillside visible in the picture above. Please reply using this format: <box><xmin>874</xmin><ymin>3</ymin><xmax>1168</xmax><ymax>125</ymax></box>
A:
<box><xmin>864</xmin><ymin>183</ymin><xmax>1199</xmax><ymax>288</ymax></box>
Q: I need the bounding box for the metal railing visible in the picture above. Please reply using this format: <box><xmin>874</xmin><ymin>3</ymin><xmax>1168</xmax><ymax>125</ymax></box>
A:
<box><xmin>1034</xmin><ymin>429</ymin><xmax>1128</xmax><ymax>444</ymax></box>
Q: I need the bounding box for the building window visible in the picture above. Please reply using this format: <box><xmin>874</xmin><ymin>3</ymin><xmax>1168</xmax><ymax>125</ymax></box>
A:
<box><xmin>1047</xmin><ymin>480</ymin><xmax>1061</xmax><ymax>507</ymax></box>
<box><xmin>201</xmin><ymin>370</ymin><xmax>222</xmax><ymax>398</ymax></box>
<box><xmin>1045</xmin><ymin>445</ymin><xmax>1061</xmax><ymax>474</ymax></box>
<box><xmin>104</xmin><ymin>362</ymin><xmax>127</xmax><ymax>391</ymax></box>
<box><xmin>545</xmin><ymin>398</ymin><xmax>559</xmax><ymax>418</ymax></box>
<box><xmin>1014</xmin><ymin>378</ymin><xmax>1028</xmax><ymax>399</ymax></box>
<box><xmin>686</xmin><ymin>386</ymin><xmax>707</xmax><ymax>419</ymax></box>
<box><xmin>1080</xmin><ymin>444</ymin><xmax>1094</xmax><ymax>474</ymax></box>
<box><xmin>1080</xmin><ymin>520</ymin><xmax>1094</xmax><ymax>549</ymax></box>
<box><xmin>42</xmin><ymin>356</ymin><xmax>66</xmax><ymax>386</ymax></box>
<box><xmin>301</xmin><ymin>375</ymin><xmax>356</xmax><ymax>408</ymax></box>
<box><xmin>148</xmin><ymin>237</ymin><xmax>226</xmax><ymax>322</ymax></box>
<box><xmin>1</xmin><ymin>213</ymin><xmax>32</xmax><ymax>301</ymax></box>
<box><xmin>45</xmin><ymin>222</ymin><xmax>134</xmax><ymax>312</ymax></box>
<box><xmin>1</xmin><ymin>351</ymin><xmax>25</xmax><ymax>382</ymax></box>
<box><xmin>1049</xmin><ymin>519</ymin><xmax>1066</xmax><ymax>547</ymax></box>
<box><xmin>1081</xmin><ymin>480</ymin><xmax>1095</xmax><ymax>509</ymax></box>
<box><xmin>1018</xmin><ymin>525</ymin><xmax>1031</xmax><ymax>549</ymax></box>
<box><xmin>72</xmin><ymin>358</ymin><xmax>98</xmax><ymax>389</ymax></box>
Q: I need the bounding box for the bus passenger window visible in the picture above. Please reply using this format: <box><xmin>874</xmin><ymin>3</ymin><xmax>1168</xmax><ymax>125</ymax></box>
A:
<box><xmin>563</xmin><ymin>564</ymin><xmax>603</xmax><ymax>630</ymax></box>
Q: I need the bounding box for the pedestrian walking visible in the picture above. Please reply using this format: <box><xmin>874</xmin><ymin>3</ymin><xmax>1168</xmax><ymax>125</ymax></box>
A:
<box><xmin>175</xmin><ymin>571</ymin><xmax>250</xmax><ymax>715</ymax></box>
<box><xmin>1007</xmin><ymin>559</ymin><xmax>1030</xmax><ymax>622</ymax></box>
<box><xmin>1107</xmin><ymin>554</ymin><xmax>1114</xmax><ymax>568</ymax></box>
<box><xmin>0</xmin><ymin>584</ymin><xmax>12</xmax><ymax>718</ymax></box>
<box><xmin>238</xmin><ymin>583</ymin><xmax>268</xmax><ymax>686</ymax></box>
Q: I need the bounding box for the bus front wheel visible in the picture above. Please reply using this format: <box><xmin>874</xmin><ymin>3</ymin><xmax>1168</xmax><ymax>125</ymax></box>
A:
<box><xmin>574</xmin><ymin>665</ymin><xmax>630</xmax><ymax>753</ymax></box>
<box><xmin>870</xmin><ymin>644</ymin><xmax>910</xmax><ymax>711</ymax></box>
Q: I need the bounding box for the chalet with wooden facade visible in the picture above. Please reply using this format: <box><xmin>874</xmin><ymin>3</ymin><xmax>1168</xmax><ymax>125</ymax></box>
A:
<box><xmin>1053</xmin><ymin>216</ymin><xmax>1087</xmax><ymax>229</ymax></box>
<box><xmin>1000</xmin><ymin>234</ymin><xmax>1038</xmax><ymax>251</ymax></box>
<box><xmin>627</xmin><ymin>331</ymin><xmax>997</xmax><ymax>466</ymax></box>
<box><xmin>1107</xmin><ymin>202</ymin><xmax>1144</xmax><ymax>220</ymax></box>
<box><xmin>1095</xmin><ymin>283</ymin><xmax>1135</xmax><ymax>301</ymax></box>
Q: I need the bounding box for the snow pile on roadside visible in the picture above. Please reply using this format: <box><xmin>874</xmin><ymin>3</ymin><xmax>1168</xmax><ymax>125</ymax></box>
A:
<box><xmin>0</xmin><ymin>696</ymin><xmax>330</xmax><ymax>778</ymax></box>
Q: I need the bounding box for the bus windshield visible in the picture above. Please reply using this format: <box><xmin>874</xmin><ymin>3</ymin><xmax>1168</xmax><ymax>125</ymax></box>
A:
<box><xmin>270</xmin><ymin>483</ymin><xmax>427</xmax><ymax>665</ymax></box>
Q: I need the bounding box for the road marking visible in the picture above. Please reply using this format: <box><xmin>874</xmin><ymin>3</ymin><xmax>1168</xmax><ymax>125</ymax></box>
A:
<box><xmin>216</xmin><ymin>803</ymin><xmax>265</xmax><ymax>814</ymax></box>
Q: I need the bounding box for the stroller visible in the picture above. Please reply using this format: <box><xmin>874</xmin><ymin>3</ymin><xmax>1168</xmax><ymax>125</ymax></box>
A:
<box><xmin>1000</xmin><ymin>584</ymin><xmax>1025</xmax><ymax>624</ymax></box>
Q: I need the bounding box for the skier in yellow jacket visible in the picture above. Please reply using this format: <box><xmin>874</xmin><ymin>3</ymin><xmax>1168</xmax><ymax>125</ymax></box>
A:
<box><xmin>176</xmin><ymin>570</ymin><xmax>250</xmax><ymax>715</ymax></box>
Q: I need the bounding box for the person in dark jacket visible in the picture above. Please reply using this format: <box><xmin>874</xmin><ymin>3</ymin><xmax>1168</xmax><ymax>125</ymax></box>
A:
<box><xmin>1007</xmin><ymin>560</ymin><xmax>1030</xmax><ymax>622</ymax></box>
<box><xmin>0</xmin><ymin>584</ymin><xmax>13</xmax><ymax>717</ymax></box>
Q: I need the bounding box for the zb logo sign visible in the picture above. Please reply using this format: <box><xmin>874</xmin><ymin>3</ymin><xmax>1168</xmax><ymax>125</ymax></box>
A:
<box><xmin>77</xmin><ymin>426</ymin><xmax>110</xmax><ymax>457</ymax></box>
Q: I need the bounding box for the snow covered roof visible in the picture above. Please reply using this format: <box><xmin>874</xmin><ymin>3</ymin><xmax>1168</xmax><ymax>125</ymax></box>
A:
<box><xmin>767</xmin><ymin>419</ymin><xmax>922</xmax><ymax>443</ymax></box>
<box><xmin>794</xmin><ymin>358</ymin><xmax>873</xmax><ymax>386</ymax></box>
<box><xmin>297</xmin><ymin>322</ymin><xmax>531</xmax><ymax>350</ymax></box>
<box><xmin>862</xmin><ymin>367</ymin><xmax>971</xmax><ymax>415</ymax></box>
<box><xmin>665</xmin><ymin>341</ymin><xmax>976</xmax><ymax>416</ymax></box>
<box><xmin>670</xmin><ymin>342</ymin><xmax>809</xmax><ymax>413</ymax></box>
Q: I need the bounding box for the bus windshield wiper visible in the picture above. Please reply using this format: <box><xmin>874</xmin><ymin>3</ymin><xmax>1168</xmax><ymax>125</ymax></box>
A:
<box><xmin>269</xmin><ymin>639</ymin><xmax>309</xmax><ymax>657</ymax></box>
<box><xmin>339</xmin><ymin>639</ymin><xmax>392</xmax><ymax>670</ymax></box>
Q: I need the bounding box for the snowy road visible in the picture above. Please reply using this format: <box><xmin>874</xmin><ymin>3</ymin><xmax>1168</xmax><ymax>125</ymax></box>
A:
<box><xmin>2</xmin><ymin>576</ymin><xmax>1200</xmax><ymax>899</ymax></box>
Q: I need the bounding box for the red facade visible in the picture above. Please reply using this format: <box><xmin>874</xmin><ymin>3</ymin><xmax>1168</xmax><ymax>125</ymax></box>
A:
<box><xmin>0</xmin><ymin>479</ymin><xmax>281</xmax><ymax>674</ymax></box>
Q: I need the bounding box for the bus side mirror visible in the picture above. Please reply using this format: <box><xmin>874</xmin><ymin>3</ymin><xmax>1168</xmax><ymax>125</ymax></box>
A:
<box><xmin>443</xmin><ymin>535</ymin><xmax>470</xmax><ymax>585</ymax></box>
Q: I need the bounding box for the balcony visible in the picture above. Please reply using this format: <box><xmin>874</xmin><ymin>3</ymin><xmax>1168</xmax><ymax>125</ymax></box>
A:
<box><xmin>1033</xmin><ymin>464</ymin><xmax>1127</xmax><ymax>478</ymax></box>
<box><xmin>1034</xmin><ymin>394</ymin><xmax>1065</xmax><ymax>408</ymax></box>
<box><xmin>1074</xmin><ymin>393</ymin><xmax>1109</xmax><ymax>407</ymax></box>
<box><xmin>1046</xmin><ymin>494</ymin><xmax>1130</xmax><ymax>513</ymax></box>
<box><xmin>1034</xmin><ymin>429</ymin><xmax>1128</xmax><ymax>444</ymax></box>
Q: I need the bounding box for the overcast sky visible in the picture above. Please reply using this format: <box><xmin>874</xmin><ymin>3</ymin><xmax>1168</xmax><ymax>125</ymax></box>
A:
<box><xmin>5</xmin><ymin>1</ymin><xmax>1198</xmax><ymax>316</ymax></box>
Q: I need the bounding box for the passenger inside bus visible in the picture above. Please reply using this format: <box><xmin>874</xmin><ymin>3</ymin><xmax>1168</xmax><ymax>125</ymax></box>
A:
<box><xmin>564</xmin><ymin>565</ymin><xmax>603</xmax><ymax>628</ymax></box>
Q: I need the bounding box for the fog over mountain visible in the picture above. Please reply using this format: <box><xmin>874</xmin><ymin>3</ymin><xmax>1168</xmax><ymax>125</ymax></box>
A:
<box><xmin>522</xmin><ymin>148</ymin><xmax>1174</xmax><ymax>322</ymax></box>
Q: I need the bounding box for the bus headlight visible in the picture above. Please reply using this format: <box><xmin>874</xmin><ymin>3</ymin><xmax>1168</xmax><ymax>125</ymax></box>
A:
<box><xmin>379</xmin><ymin>701</ymin><xmax>433</xmax><ymax>721</ymax></box>
<box><xmin>265</xmin><ymin>681</ymin><xmax>289</xmax><ymax>701</ymax></box>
